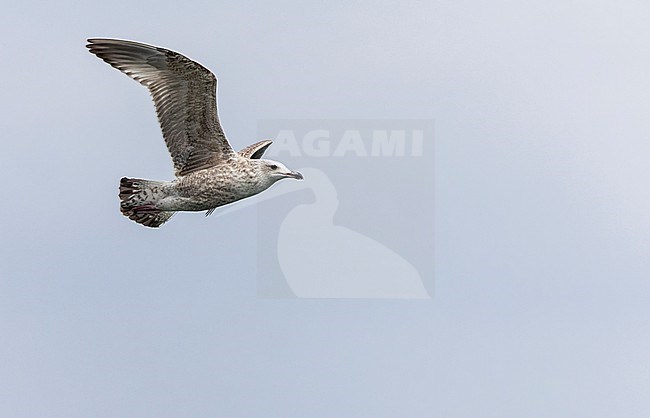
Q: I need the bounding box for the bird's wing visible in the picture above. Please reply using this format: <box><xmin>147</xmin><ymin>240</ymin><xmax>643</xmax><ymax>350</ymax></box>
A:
<box><xmin>87</xmin><ymin>38</ymin><xmax>235</xmax><ymax>176</ymax></box>
<box><xmin>238</xmin><ymin>139</ymin><xmax>273</xmax><ymax>159</ymax></box>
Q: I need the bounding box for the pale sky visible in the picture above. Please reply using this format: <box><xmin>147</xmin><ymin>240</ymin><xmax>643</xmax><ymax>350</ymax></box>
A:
<box><xmin>1</xmin><ymin>1</ymin><xmax>650</xmax><ymax>416</ymax></box>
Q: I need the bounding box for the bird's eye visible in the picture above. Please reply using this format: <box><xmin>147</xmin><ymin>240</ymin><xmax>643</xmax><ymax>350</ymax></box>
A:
<box><xmin>269</xmin><ymin>164</ymin><xmax>278</xmax><ymax>170</ymax></box>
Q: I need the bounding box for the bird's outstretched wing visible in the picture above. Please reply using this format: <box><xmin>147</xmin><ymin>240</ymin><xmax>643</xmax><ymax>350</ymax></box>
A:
<box><xmin>238</xmin><ymin>139</ymin><xmax>273</xmax><ymax>159</ymax></box>
<box><xmin>87</xmin><ymin>38</ymin><xmax>235</xmax><ymax>176</ymax></box>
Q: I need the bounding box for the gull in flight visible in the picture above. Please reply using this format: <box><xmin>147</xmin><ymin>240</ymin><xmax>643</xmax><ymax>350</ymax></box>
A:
<box><xmin>87</xmin><ymin>38</ymin><xmax>303</xmax><ymax>228</ymax></box>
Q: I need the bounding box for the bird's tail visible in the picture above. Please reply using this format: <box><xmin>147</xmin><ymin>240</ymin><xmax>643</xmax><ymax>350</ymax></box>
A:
<box><xmin>119</xmin><ymin>177</ymin><xmax>175</xmax><ymax>228</ymax></box>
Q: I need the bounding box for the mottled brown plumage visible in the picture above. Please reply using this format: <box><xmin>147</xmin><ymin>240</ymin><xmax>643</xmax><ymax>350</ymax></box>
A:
<box><xmin>87</xmin><ymin>38</ymin><xmax>302</xmax><ymax>228</ymax></box>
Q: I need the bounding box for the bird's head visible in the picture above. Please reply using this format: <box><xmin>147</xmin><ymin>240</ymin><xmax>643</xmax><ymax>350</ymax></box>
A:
<box><xmin>255</xmin><ymin>159</ymin><xmax>304</xmax><ymax>183</ymax></box>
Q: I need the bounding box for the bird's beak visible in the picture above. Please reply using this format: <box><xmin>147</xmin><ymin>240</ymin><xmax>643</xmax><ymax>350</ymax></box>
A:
<box><xmin>286</xmin><ymin>170</ymin><xmax>304</xmax><ymax>180</ymax></box>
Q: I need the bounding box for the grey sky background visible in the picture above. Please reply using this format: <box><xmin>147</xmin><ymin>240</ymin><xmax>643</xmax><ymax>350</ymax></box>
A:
<box><xmin>1</xmin><ymin>1</ymin><xmax>650</xmax><ymax>416</ymax></box>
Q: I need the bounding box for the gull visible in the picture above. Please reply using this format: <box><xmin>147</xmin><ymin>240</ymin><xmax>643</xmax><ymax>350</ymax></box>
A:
<box><xmin>86</xmin><ymin>38</ymin><xmax>303</xmax><ymax>228</ymax></box>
